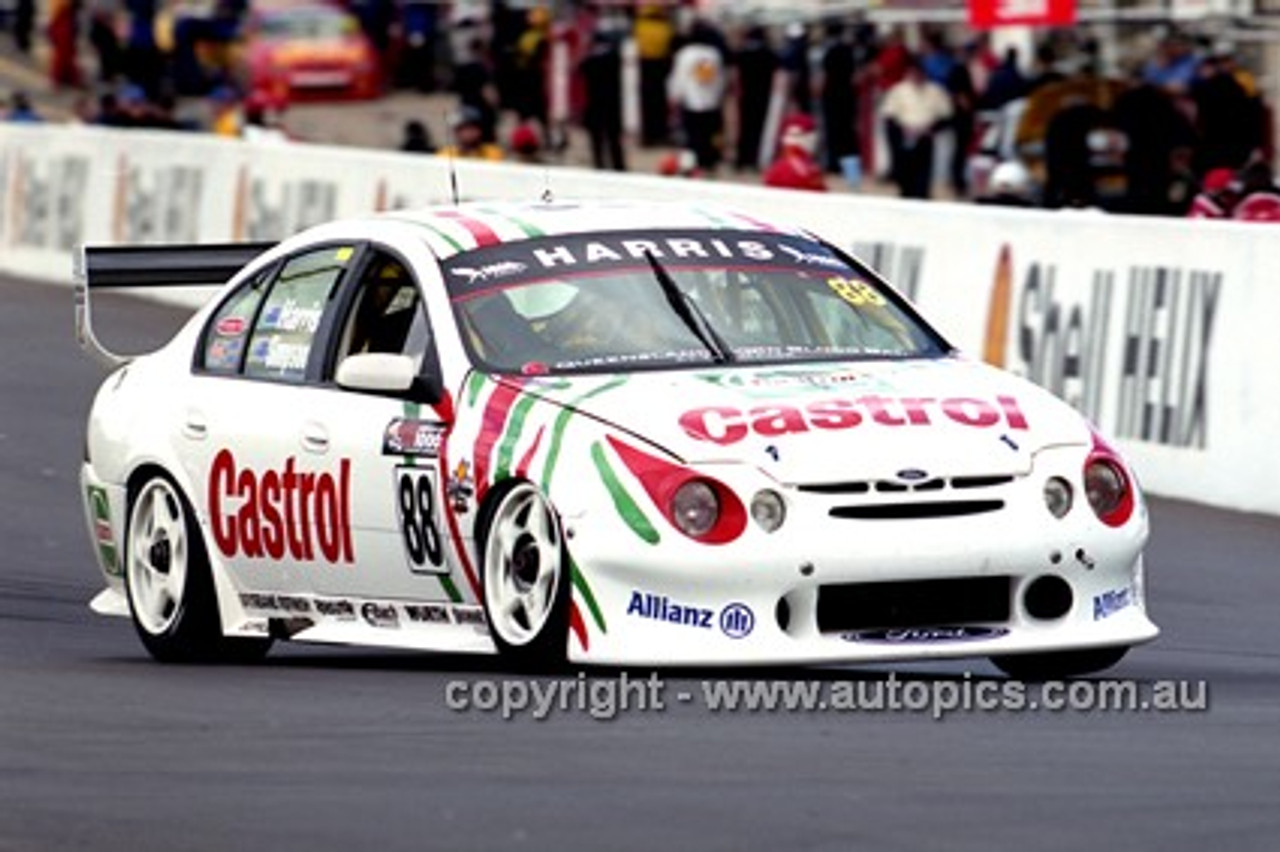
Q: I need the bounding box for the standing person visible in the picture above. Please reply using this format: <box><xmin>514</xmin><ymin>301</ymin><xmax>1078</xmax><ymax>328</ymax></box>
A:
<box><xmin>13</xmin><ymin>0</ymin><xmax>34</xmax><ymax>53</ymax></box>
<box><xmin>1186</xmin><ymin>168</ymin><xmax>1238</xmax><ymax>219</ymax></box>
<box><xmin>87</xmin><ymin>0</ymin><xmax>124</xmax><ymax>84</ymax></box>
<box><xmin>733</xmin><ymin>24</ymin><xmax>775</xmax><ymax>171</ymax></box>
<box><xmin>763</xmin><ymin>113</ymin><xmax>826</xmax><ymax>192</ymax></box>
<box><xmin>512</xmin><ymin>6</ymin><xmax>551</xmax><ymax>144</ymax></box>
<box><xmin>979</xmin><ymin>47</ymin><xmax>1026</xmax><ymax>110</ymax></box>
<box><xmin>881</xmin><ymin>56</ymin><xmax>952</xmax><ymax>199</ymax></box>
<box><xmin>634</xmin><ymin>3</ymin><xmax>674</xmax><ymax>147</ymax></box>
<box><xmin>779</xmin><ymin>21</ymin><xmax>811</xmax><ymax>114</ymax></box>
<box><xmin>5</xmin><ymin>90</ymin><xmax>42</xmax><ymax>122</ymax></box>
<box><xmin>818</xmin><ymin>20</ymin><xmax>856</xmax><ymax>174</ymax></box>
<box><xmin>397</xmin><ymin>0</ymin><xmax>438</xmax><ymax>91</ymax></box>
<box><xmin>1191</xmin><ymin>50</ymin><xmax>1263</xmax><ymax>173</ymax></box>
<box><xmin>945</xmin><ymin>43</ymin><xmax>977</xmax><ymax>198</ymax></box>
<box><xmin>47</xmin><ymin>0</ymin><xmax>83</xmax><ymax>88</ymax></box>
<box><xmin>1231</xmin><ymin>160</ymin><xmax>1280</xmax><ymax>222</ymax></box>
<box><xmin>509</xmin><ymin>121</ymin><xmax>542</xmax><ymax>163</ymax></box>
<box><xmin>667</xmin><ymin>20</ymin><xmax>727</xmax><ymax>173</ymax></box>
<box><xmin>124</xmin><ymin>0</ymin><xmax>161</xmax><ymax>97</ymax></box>
<box><xmin>440</xmin><ymin>108</ymin><xmax>504</xmax><ymax>160</ymax></box>
<box><xmin>579</xmin><ymin>27</ymin><xmax>625</xmax><ymax>171</ymax></box>
<box><xmin>452</xmin><ymin>35</ymin><xmax>499</xmax><ymax>143</ymax></box>
<box><xmin>919</xmin><ymin>29</ymin><xmax>955</xmax><ymax>87</ymax></box>
<box><xmin>1112</xmin><ymin>81</ymin><xmax>1196</xmax><ymax>215</ymax></box>
<box><xmin>399</xmin><ymin>119</ymin><xmax>435</xmax><ymax>153</ymax></box>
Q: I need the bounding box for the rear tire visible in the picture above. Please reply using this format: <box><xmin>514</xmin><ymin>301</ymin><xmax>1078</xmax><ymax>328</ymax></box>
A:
<box><xmin>990</xmin><ymin>645</ymin><xmax>1128</xmax><ymax>680</ymax></box>
<box><xmin>479</xmin><ymin>481</ymin><xmax>570</xmax><ymax>670</ymax></box>
<box><xmin>124</xmin><ymin>473</ymin><xmax>272</xmax><ymax>664</ymax></box>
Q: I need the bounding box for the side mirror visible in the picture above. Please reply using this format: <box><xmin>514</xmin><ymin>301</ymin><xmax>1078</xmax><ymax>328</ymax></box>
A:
<box><xmin>336</xmin><ymin>353</ymin><xmax>416</xmax><ymax>394</ymax></box>
<box><xmin>335</xmin><ymin>352</ymin><xmax>446</xmax><ymax>406</ymax></box>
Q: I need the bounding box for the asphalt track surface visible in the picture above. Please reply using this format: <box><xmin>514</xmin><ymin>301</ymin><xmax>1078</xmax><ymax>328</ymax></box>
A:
<box><xmin>3</xmin><ymin>274</ymin><xmax>1280</xmax><ymax>852</ymax></box>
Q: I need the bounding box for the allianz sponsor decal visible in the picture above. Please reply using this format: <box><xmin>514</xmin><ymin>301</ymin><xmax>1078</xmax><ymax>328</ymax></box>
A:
<box><xmin>987</xmin><ymin>245</ymin><xmax>1217</xmax><ymax>449</ymax></box>
<box><xmin>626</xmin><ymin>591</ymin><xmax>755</xmax><ymax>638</ymax></box>
<box><xmin>680</xmin><ymin>394</ymin><xmax>1028</xmax><ymax>445</ymax></box>
<box><xmin>1092</xmin><ymin>587</ymin><xmax>1132</xmax><ymax>621</ymax></box>
<box><xmin>209</xmin><ymin>449</ymin><xmax>354</xmax><ymax>564</ymax></box>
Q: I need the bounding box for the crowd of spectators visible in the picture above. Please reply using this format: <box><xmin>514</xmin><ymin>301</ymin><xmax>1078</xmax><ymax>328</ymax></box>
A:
<box><xmin>4</xmin><ymin>0</ymin><xmax>1278</xmax><ymax>220</ymax></box>
<box><xmin>429</xmin><ymin>6</ymin><xmax>1277</xmax><ymax>216</ymax></box>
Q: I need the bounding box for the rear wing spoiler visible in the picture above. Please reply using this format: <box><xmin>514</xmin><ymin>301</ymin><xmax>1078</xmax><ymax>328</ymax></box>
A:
<box><xmin>74</xmin><ymin>242</ymin><xmax>275</xmax><ymax>368</ymax></box>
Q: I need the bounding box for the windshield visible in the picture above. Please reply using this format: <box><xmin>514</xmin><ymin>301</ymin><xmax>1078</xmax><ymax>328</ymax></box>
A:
<box><xmin>444</xmin><ymin>229</ymin><xmax>949</xmax><ymax>375</ymax></box>
<box><xmin>260</xmin><ymin>9</ymin><xmax>355</xmax><ymax>40</ymax></box>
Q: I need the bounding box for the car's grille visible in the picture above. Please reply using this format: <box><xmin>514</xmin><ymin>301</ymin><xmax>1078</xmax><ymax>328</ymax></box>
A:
<box><xmin>829</xmin><ymin>500</ymin><xmax>1004</xmax><ymax>519</ymax></box>
<box><xmin>816</xmin><ymin>576</ymin><xmax>1013</xmax><ymax>633</ymax></box>
<box><xmin>797</xmin><ymin>475</ymin><xmax>1013</xmax><ymax>495</ymax></box>
<box><xmin>797</xmin><ymin>474</ymin><xmax>1014</xmax><ymax>520</ymax></box>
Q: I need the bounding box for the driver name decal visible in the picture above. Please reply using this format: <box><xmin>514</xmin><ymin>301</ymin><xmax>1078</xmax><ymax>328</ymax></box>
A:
<box><xmin>680</xmin><ymin>395</ymin><xmax>1029</xmax><ymax>445</ymax></box>
<box><xmin>209</xmin><ymin>449</ymin><xmax>354</xmax><ymax>564</ymax></box>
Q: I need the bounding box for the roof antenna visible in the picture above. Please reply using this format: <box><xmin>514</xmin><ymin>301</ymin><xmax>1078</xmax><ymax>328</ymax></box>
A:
<box><xmin>445</xmin><ymin>109</ymin><xmax>460</xmax><ymax>206</ymax></box>
<box><xmin>541</xmin><ymin>166</ymin><xmax>553</xmax><ymax>204</ymax></box>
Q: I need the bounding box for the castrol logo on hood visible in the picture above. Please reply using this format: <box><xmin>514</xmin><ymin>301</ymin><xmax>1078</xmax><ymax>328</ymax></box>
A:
<box><xmin>679</xmin><ymin>394</ymin><xmax>1029</xmax><ymax>446</ymax></box>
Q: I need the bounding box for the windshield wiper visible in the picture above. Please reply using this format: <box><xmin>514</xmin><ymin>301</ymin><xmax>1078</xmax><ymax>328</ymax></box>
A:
<box><xmin>643</xmin><ymin>252</ymin><xmax>735</xmax><ymax>364</ymax></box>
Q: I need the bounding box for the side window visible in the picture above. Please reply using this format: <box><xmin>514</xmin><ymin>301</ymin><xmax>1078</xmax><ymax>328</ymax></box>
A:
<box><xmin>335</xmin><ymin>251</ymin><xmax>428</xmax><ymax>373</ymax></box>
<box><xmin>244</xmin><ymin>246</ymin><xmax>354</xmax><ymax>382</ymax></box>
<box><xmin>202</xmin><ymin>267</ymin><xmax>272</xmax><ymax>374</ymax></box>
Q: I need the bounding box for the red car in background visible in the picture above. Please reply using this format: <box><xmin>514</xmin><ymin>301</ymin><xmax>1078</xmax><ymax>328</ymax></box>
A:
<box><xmin>235</xmin><ymin>0</ymin><xmax>383</xmax><ymax>101</ymax></box>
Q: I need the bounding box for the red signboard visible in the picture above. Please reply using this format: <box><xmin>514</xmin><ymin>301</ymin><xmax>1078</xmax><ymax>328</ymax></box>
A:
<box><xmin>969</xmin><ymin>0</ymin><xmax>1076</xmax><ymax>27</ymax></box>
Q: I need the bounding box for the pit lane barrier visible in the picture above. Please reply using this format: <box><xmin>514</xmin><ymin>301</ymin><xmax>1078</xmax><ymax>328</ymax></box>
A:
<box><xmin>1</xmin><ymin>123</ymin><xmax>1273</xmax><ymax>515</ymax></box>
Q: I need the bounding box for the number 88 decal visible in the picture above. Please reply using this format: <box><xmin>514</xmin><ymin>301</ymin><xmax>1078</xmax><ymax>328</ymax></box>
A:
<box><xmin>396</xmin><ymin>467</ymin><xmax>445</xmax><ymax>573</ymax></box>
<box><xmin>827</xmin><ymin>276</ymin><xmax>887</xmax><ymax>307</ymax></box>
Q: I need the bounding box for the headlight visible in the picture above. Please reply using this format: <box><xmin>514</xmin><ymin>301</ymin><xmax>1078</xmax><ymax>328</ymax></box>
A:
<box><xmin>750</xmin><ymin>489</ymin><xmax>786</xmax><ymax>532</ymax></box>
<box><xmin>670</xmin><ymin>480</ymin><xmax>719</xmax><ymax>538</ymax></box>
<box><xmin>1084</xmin><ymin>456</ymin><xmax>1132</xmax><ymax>527</ymax></box>
<box><xmin>1043</xmin><ymin>476</ymin><xmax>1072</xmax><ymax>518</ymax></box>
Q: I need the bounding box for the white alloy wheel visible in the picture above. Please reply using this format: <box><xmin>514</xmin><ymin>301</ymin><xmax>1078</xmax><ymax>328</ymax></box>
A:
<box><xmin>127</xmin><ymin>477</ymin><xmax>191</xmax><ymax>637</ymax></box>
<box><xmin>482</xmin><ymin>482</ymin><xmax>567</xmax><ymax>655</ymax></box>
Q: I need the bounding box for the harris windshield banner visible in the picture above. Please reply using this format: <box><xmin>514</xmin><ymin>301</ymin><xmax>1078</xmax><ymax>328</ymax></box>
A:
<box><xmin>440</xmin><ymin>229</ymin><xmax>855</xmax><ymax>298</ymax></box>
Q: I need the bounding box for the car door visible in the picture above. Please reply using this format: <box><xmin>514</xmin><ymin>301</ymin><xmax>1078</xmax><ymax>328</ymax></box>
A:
<box><xmin>184</xmin><ymin>243</ymin><xmax>360</xmax><ymax>601</ymax></box>
<box><xmin>303</xmin><ymin>243</ymin><xmax>464</xmax><ymax>607</ymax></box>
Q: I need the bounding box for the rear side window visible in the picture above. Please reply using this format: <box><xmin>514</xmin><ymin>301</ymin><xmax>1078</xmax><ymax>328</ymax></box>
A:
<box><xmin>202</xmin><ymin>268</ymin><xmax>271</xmax><ymax>374</ymax></box>
<box><xmin>243</xmin><ymin>247</ymin><xmax>353</xmax><ymax>382</ymax></box>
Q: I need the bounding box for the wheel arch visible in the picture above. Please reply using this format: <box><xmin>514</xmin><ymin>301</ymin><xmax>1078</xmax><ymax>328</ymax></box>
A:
<box><xmin>123</xmin><ymin>461</ymin><xmax>242</xmax><ymax>639</ymax></box>
<box><xmin>473</xmin><ymin>475</ymin><xmax>572</xmax><ymax>668</ymax></box>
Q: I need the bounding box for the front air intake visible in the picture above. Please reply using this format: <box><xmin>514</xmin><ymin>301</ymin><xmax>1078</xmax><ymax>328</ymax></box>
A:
<box><xmin>829</xmin><ymin>500</ymin><xmax>1004</xmax><ymax>520</ymax></box>
<box><xmin>817</xmin><ymin>576</ymin><xmax>1013</xmax><ymax>633</ymax></box>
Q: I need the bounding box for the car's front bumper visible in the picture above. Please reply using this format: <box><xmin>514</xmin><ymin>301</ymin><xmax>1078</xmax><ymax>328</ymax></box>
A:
<box><xmin>562</xmin><ymin>450</ymin><xmax>1158</xmax><ymax>666</ymax></box>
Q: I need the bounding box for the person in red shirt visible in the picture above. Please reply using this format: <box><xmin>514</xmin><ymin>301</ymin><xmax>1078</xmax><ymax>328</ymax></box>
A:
<box><xmin>764</xmin><ymin>113</ymin><xmax>827</xmax><ymax>192</ymax></box>
<box><xmin>1186</xmin><ymin>167</ymin><xmax>1238</xmax><ymax>219</ymax></box>
<box><xmin>1231</xmin><ymin>160</ymin><xmax>1280</xmax><ymax>222</ymax></box>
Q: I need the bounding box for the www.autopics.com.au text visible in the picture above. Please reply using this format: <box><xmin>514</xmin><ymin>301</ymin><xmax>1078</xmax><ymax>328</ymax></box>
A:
<box><xmin>444</xmin><ymin>672</ymin><xmax>1209</xmax><ymax>721</ymax></box>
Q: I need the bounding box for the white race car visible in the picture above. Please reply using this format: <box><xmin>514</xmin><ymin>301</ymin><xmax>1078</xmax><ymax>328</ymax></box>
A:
<box><xmin>77</xmin><ymin>200</ymin><xmax>1157</xmax><ymax>676</ymax></box>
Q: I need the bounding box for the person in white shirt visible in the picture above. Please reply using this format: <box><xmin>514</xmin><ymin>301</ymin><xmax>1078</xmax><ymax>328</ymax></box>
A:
<box><xmin>666</xmin><ymin>20</ymin><xmax>727</xmax><ymax>172</ymax></box>
<box><xmin>881</xmin><ymin>56</ymin><xmax>953</xmax><ymax>199</ymax></box>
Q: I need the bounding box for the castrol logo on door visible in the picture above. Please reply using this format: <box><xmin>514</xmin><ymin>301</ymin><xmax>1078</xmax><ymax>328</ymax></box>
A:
<box><xmin>208</xmin><ymin>449</ymin><xmax>354</xmax><ymax>564</ymax></box>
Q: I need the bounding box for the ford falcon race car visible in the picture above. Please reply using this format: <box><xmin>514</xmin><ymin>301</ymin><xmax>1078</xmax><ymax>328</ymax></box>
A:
<box><xmin>76</xmin><ymin>200</ymin><xmax>1157</xmax><ymax>676</ymax></box>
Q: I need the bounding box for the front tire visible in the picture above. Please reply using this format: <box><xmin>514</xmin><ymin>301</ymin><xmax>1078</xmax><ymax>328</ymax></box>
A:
<box><xmin>125</xmin><ymin>473</ymin><xmax>271</xmax><ymax>664</ymax></box>
<box><xmin>479</xmin><ymin>481</ymin><xmax>570</xmax><ymax>669</ymax></box>
<box><xmin>990</xmin><ymin>645</ymin><xmax>1129</xmax><ymax>680</ymax></box>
